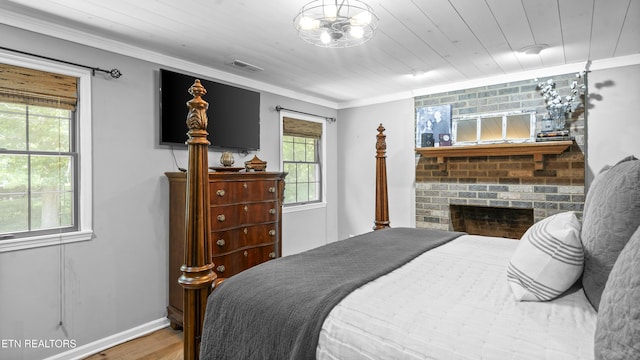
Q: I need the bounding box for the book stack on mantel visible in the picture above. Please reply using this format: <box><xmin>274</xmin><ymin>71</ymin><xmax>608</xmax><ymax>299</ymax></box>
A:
<box><xmin>536</xmin><ymin>130</ymin><xmax>572</xmax><ymax>142</ymax></box>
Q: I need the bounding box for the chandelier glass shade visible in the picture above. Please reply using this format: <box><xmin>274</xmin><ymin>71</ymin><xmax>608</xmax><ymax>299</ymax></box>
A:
<box><xmin>294</xmin><ymin>0</ymin><xmax>379</xmax><ymax>48</ymax></box>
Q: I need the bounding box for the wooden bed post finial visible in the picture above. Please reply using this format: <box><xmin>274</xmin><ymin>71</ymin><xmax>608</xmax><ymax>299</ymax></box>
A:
<box><xmin>180</xmin><ymin>79</ymin><xmax>216</xmax><ymax>360</ymax></box>
<box><xmin>374</xmin><ymin>123</ymin><xmax>390</xmax><ymax>230</ymax></box>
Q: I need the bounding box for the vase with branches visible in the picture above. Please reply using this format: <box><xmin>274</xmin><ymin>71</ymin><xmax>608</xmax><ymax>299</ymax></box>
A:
<box><xmin>536</xmin><ymin>73</ymin><xmax>587</xmax><ymax>131</ymax></box>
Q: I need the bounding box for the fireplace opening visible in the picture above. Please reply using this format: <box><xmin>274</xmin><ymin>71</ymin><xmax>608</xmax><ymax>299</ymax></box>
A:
<box><xmin>450</xmin><ymin>205</ymin><xmax>534</xmax><ymax>239</ymax></box>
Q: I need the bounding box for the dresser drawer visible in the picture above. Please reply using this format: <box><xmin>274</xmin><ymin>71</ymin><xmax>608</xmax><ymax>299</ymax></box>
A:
<box><xmin>210</xmin><ymin>224</ymin><xmax>277</xmax><ymax>254</ymax></box>
<box><xmin>212</xmin><ymin>244</ymin><xmax>278</xmax><ymax>277</ymax></box>
<box><xmin>210</xmin><ymin>180</ymin><xmax>278</xmax><ymax>204</ymax></box>
<box><xmin>211</xmin><ymin>201</ymin><xmax>279</xmax><ymax>230</ymax></box>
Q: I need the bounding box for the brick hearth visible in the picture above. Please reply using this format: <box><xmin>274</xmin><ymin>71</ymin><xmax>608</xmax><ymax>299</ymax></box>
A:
<box><xmin>415</xmin><ymin>144</ymin><xmax>585</xmax><ymax>234</ymax></box>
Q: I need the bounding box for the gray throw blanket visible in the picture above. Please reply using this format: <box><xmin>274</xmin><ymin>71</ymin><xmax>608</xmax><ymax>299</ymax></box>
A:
<box><xmin>199</xmin><ymin>227</ymin><xmax>464</xmax><ymax>360</ymax></box>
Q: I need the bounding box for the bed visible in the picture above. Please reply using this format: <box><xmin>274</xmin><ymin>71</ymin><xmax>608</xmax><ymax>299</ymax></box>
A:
<box><xmin>177</xmin><ymin>80</ymin><xmax>640</xmax><ymax>360</ymax></box>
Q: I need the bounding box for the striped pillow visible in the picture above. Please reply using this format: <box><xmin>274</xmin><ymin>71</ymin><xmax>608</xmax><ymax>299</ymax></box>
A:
<box><xmin>507</xmin><ymin>211</ymin><xmax>583</xmax><ymax>301</ymax></box>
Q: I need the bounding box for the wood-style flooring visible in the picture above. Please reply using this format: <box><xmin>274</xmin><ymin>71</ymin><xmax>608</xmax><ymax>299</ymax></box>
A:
<box><xmin>83</xmin><ymin>327</ymin><xmax>183</xmax><ymax>360</ymax></box>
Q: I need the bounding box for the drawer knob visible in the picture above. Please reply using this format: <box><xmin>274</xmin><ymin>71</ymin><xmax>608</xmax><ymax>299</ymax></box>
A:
<box><xmin>244</xmin><ymin>251</ymin><xmax>248</xmax><ymax>257</ymax></box>
<box><xmin>269</xmin><ymin>208</ymin><xmax>276</xmax><ymax>215</ymax></box>
<box><xmin>216</xmin><ymin>189</ymin><xmax>226</xmax><ymax>197</ymax></box>
<box><xmin>269</xmin><ymin>229</ymin><xmax>276</xmax><ymax>236</ymax></box>
<box><xmin>216</xmin><ymin>239</ymin><xmax>225</xmax><ymax>246</ymax></box>
<box><xmin>243</xmin><ymin>183</ymin><xmax>248</xmax><ymax>189</ymax></box>
<box><xmin>268</xmin><ymin>186</ymin><xmax>276</xmax><ymax>193</ymax></box>
<box><xmin>217</xmin><ymin>214</ymin><xmax>225</xmax><ymax>222</ymax></box>
<box><xmin>244</xmin><ymin>228</ymin><xmax>248</xmax><ymax>234</ymax></box>
<box><xmin>244</xmin><ymin>205</ymin><xmax>248</xmax><ymax>212</ymax></box>
<box><xmin>216</xmin><ymin>265</ymin><xmax>225</xmax><ymax>273</ymax></box>
<box><xmin>269</xmin><ymin>252</ymin><xmax>276</xmax><ymax>259</ymax></box>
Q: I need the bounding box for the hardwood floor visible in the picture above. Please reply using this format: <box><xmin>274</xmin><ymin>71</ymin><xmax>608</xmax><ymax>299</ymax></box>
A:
<box><xmin>83</xmin><ymin>327</ymin><xmax>183</xmax><ymax>360</ymax></box>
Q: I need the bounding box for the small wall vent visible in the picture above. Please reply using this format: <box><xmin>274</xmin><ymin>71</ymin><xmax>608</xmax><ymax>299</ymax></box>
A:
<box><xmin>229</xmin><ymin>59</ymin><xmax>264</xmax><ymax>72</ymax></box>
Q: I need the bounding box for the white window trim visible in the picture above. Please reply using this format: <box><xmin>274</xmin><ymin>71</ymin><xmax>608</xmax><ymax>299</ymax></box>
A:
<box><xmin>282</xmin><ymin>201</ymin><xmax>326</xmax><ymax>214</ymax></box>
<box><xmin>452</xmin><ymin>110</ymin><xmax>536</xmax><ymax>145</ymax></box>
<box><xmin>279</xmin><ymin>110</ymin><xmax>327</xmax><ymax>212</ymax></box>
<box><xmin>0</xmin><ymin>50</ymin><xmax>93</xmax><ymax>252</ymax></box>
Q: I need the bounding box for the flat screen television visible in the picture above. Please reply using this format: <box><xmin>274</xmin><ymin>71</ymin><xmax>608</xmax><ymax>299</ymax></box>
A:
<box><xmin>159</xmin><ymin>68</ymin><xmax>260</xmax><ymax>151</ymax></box>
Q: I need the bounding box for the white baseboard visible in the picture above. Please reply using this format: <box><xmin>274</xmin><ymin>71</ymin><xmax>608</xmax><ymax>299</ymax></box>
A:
<box><xmin>44</xmin><ymin>318</ymin><xmax>170</xmax><ymax>360</ymax></box>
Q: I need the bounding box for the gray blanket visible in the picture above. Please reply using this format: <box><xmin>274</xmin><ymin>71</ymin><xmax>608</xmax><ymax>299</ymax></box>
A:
<box><xmin>199</xmin><ymin>227</ymin><xmax>464</xmax><ymax>360</ymax></box>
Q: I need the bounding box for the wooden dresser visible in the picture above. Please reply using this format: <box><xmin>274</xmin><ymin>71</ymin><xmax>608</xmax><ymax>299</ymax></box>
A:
<box><xmin>165</xmin><ymin>171</ymin><xmax>287</xmax><ymax>329</ymax></box>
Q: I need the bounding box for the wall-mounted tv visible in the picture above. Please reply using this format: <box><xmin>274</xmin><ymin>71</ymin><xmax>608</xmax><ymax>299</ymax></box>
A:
<box><xmin>159</xmin><ymin>68</ymin><xmax>260</xmax><ymax>151</ymax></box>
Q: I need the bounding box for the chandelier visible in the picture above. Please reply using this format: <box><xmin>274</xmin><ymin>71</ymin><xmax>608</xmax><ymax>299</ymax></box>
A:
<box><xmin>294</xmin><ymin>0</ymin><xmax>379</xmax><ymax>48</ymax></box>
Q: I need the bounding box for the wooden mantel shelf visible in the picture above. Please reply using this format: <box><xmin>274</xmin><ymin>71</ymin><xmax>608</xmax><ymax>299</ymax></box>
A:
<box><xmin>416</xmin><ymin>140</ymin><xmax>573</xmax><ymax>170</ymax></box>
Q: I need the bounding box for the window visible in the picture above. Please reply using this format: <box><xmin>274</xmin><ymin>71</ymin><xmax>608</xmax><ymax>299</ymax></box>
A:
<box><xmin>0</xmin><ymin>103</ymin><xmax>75</xmax><ymax>234</ymax></box>
<box><xmin>0</xmin><ymin>53</ymin><xmax>92</xmax><ymax>252</ymax></box>
<box><xmin>280</xmin><ymin>115</ymin><xmax>325</xmax><ymax>207</ymax></box>
<box><xmin>452</xmin><ymin>111</ymin><xmax>536</xmax><ymax>145</ymax></box>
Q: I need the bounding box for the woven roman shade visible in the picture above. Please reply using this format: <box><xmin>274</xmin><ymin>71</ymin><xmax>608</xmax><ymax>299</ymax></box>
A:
<box><xmin>283</xmin><ymin>117</ymin><xmax>322</xmax><ymax>138</ymax></box>
<box><xmin>0</xmin><ymin>63</ymin><xmax>78</xmax><ymax>110</ymax></box>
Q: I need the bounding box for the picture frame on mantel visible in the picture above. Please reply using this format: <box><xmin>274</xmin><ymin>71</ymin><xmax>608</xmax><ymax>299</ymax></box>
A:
<box><xmin>415</xmin><ymin>104</ymin><xmax>452</xmax><ymax>147</ymax></box>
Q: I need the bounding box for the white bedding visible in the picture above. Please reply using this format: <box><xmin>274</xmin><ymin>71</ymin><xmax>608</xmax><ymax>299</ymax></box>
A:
<box><xmin>317</xmin><ymin>235</ymin><xmax>597</xmax><ymax>360</ymax></box>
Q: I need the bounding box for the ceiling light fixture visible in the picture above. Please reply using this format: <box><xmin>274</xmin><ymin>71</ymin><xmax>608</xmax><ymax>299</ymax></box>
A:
<box><xmin>294</xmin><ymin>0</ymin><xmax>379</xmax><ymax>48</ymax></box>
<box><xmin>518</xmin><ymin>44</ymin><xmax>549</xmax><ymax>55</ymax></box>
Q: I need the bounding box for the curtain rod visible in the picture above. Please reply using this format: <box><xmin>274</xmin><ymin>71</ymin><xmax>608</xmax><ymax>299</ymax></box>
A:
<box><xmin>275</xmin><ymin>105</ymin><xmax>336</xmax><ymax>123</ymax></box>
<box><xmin>0</xmin><ymin>46</ymin><xmax>123</xmax><ymax>79</ymax></box>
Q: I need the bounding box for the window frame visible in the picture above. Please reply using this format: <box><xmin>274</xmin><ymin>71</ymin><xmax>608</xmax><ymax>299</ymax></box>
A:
<box><xmin>0</xmin><ymin>50</ymin><xmax>93</xmax><ymax>252</ymax></box>
<box><xmin>279</xmin><ymin>111</ymin><xmax>326</xmax><ymax>212</ymax></box>
<box><xmin>452</xmin><ymin>110</ymin><xmax>536</xmax><ymax>145</ymax></box>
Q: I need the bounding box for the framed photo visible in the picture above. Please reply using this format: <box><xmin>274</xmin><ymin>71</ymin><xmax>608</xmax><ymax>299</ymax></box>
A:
<box><xmin>415</xmin><ymin>104</ymin><xmax>452</xmax><ymax>147</ymax></box>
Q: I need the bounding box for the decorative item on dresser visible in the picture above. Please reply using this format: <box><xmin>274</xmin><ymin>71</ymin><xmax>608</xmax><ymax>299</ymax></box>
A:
<box><xmin>219</xmin><ymin>151</ymin><xmax>235</xmax><ymax>166</ymax></box>
<box><xmin>244</xmin><ymin>154</ymin><xmax>268</xmax><ymax>171</ymax></box>
<box><xmin>165</xmin><ymin>170</ymin><xmax>286</xmax><ymax>330</ymax></box>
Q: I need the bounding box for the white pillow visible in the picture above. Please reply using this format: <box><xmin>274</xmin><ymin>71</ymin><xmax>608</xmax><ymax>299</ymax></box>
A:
<box><xmin>507</xmin><ymin>211</ymin><xmax>583</xmax><ymax>301</ymax></box>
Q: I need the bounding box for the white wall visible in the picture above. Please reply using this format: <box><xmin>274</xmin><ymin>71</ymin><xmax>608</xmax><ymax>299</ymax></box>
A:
<box><xmin>0</xmin><ymin>24</ymin><xmax>336</xmax><ymax>360</ymax></box>
<box><xmin>585</xmin><ymin>64</ymin><xmax>640</xmax><ymax>184</ymax></box>
<box><xmin>336</xmin><ymin>98</ymin><xmax>416</xmax><ymax>240</ymax></box>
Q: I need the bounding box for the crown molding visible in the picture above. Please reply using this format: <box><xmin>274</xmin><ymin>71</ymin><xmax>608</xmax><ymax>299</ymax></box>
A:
<box><xmin>340</xmin><ymin>54</ymin><xmax>640</xmax><ymax>109</ymax></box>
<box><xmin>587</xmin><ymin>53</ymin><xmax>640</xmax><ymax>71</ymax></box>
<box><xmin>411</xmin><ymin>54</ymin><xmax>640</xmax><ymax>97</ymax></box>
<box><xmin>337</xmin><ymin>91</ymin><xmax>414</xmax><ymax>109</ymax></box>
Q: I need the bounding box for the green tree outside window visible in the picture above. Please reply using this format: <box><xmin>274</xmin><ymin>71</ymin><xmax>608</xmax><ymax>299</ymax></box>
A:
<box><xmin>0</xmin><ymin>102</ymin><xmax>75</xmax><ymax>236</ymax></box>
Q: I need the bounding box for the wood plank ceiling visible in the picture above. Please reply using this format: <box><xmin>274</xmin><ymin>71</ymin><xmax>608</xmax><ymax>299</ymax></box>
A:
<box><xmin>0</xmin><ymin>0</ymin><xmax>638</xmax><ymax>106</ymax></box>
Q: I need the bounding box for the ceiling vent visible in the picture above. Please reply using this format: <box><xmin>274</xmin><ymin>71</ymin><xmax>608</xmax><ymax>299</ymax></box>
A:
<box><xmin>229</xmin><ymin>59</ymin><xmax>264</xmax><ymax>72</ymax></box>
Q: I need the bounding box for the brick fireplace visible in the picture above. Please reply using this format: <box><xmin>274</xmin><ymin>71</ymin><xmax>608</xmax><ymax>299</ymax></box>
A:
<box><xmin>415</xmin><ymin>143</ymin><xmax>585</xmax><ymax>237</ymax></box>
<box><xmin>413</xmin><ymin>72</ymin><xmax>587</xmax><ymax>237</ymax></box>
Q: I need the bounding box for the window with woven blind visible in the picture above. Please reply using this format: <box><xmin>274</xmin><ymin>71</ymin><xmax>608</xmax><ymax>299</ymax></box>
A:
<box><xmin>0</xmin><ymin>60</ymin><xmax>87</xmax><ymax>246</ymax></box>
<box><xmin>283</xmin><ymin>117</ymin><xmax>322</xmax><ymax>138</ymax></box>
<box><xmin>281</xmin><ymin>116</ymin><xmax>324</xmax><ymax>206</ymax></box>
<box><xmin>0</xmin><ymin>63</ymin><xmax>77</xmax><ymax>110</ymax></box>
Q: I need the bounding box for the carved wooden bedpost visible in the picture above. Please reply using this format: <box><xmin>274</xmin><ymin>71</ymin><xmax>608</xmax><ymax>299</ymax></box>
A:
<box><xmin>374</xmin><ymin>124</ymin><xmax>390</xmax><ymax>230</ymax></box>
<box><xmin>179</xmin><ymin>80</ymin><xmax>216</xmax><ymax>360</ymax></box>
